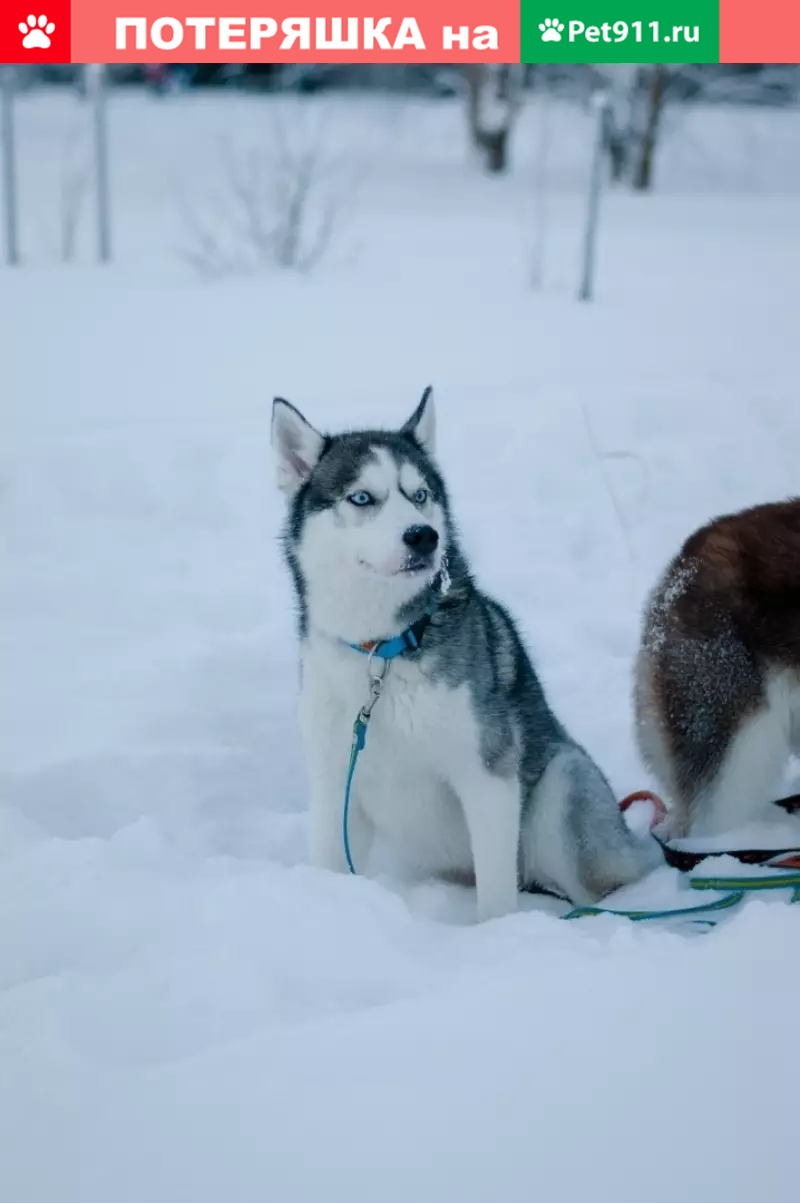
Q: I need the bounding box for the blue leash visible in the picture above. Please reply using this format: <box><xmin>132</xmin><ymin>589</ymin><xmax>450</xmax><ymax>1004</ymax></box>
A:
<box><xmin>562</xmin><ymin>890</ymin><xmax>746</xmax><ymax>924</ymax></box>
<box><xmin>343</xmin><ymin>621</ymin><xmax>425</xmax><ymax>875</ymax></box>
<box><xmin>343</xmin><ymin>713</ymin><xmax>368</xmax><ymax>875</ymax></box>
<box><xmin>563</xmin><ymin>870</ymin><xmax>800</xmax><ymax>926</ymax></box>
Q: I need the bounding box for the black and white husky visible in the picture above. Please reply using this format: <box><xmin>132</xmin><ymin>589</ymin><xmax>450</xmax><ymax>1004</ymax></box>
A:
<box><xmin>272</xmin><ymin>388</ymin><xmax>661</xmax><ymax>920</ymax></box>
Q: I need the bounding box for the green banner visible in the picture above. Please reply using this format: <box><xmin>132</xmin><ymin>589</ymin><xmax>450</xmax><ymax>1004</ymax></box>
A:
<box><xmin>521</xmin><ymin>0</ymin><xmax>720</xmax><ymax>63</ymax></box>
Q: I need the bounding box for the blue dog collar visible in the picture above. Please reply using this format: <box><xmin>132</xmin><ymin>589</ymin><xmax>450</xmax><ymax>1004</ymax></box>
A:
<box><xmin>348</xmin><ymin>612</ymin><xmax>433</xmax><ymax>660</ymax></box>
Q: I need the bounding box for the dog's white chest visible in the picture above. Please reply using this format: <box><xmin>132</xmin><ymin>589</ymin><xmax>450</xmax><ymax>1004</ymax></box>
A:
<box><xmin>300</xmin><ymin>640</ymin><xmax>474</xmax><ymax>873</ymax></box>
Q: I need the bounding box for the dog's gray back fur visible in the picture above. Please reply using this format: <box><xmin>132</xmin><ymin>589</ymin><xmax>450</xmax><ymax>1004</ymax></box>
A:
<box><xmin>413</xmin><ymin>570</ymin><xmax>659</xmax><ymax>899</ymax></box>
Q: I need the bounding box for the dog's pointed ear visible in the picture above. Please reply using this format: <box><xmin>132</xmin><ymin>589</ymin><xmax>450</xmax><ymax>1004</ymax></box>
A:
<box><xmin>272</xmin><ymin>398</ymin><xmax>325</xmax><ymax>496</ymax></box>
<box><xmin>401</xmin><ymin>386</ymin><xmax>436</xmax><ymax>454</ymax></box>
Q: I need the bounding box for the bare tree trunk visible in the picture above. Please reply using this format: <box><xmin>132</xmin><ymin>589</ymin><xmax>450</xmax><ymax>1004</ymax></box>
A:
<box><xmin>466</xmin><ymin>65</ymin><xmax>522</xmax><ymax>175</ymax></box>
<box><xmin>633</xmin><ymin>65</ymin><xmax>668</xmax><ymax>191</ymax></box>
<box><xmin>530</xmin><ymin>84</ymin><xmax>551</xmax><ymax>288</ymax></box>
<box><xmin>86</xmin><ymin>64</ymin><xmax>112</xmax><ymax>262</ymax></box>
<box><xmin>601</xmin><ymin>64</ymin><xmax>638</xmax><ymax>185</ymax></box>
<box><xmin>1</xmin><ymin>66</ymin><xmax>19</xmax><ymax>266</ymax></box>
<box><xmin>466</xmin><ymin>65</ymin><xmax>482</xmax><ymax>147</ymax></box>
<box><xmin>607</xmin><ymin>125</ymin><xmax>628</xmax><ymax>182</ymax></box>
<box><xmin>483</xmin><ymin>128</ymin><xmax>509</xmax><ymax>173</ymax></box>
<box><xmin>579</xmin><ymin>93</ymin><xmax>611</xmax><ymax>302</ymax></box>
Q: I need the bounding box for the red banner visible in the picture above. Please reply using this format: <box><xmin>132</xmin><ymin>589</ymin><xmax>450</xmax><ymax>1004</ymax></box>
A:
<box><xmin>1</xmin><ymin>0</ymin><xmax>799</xmax><ymax>63</ymax></box>
<box><xmin>0</xmin><ymin>1</ymin><xmax>519</xmax><ymax>63</ymax></box>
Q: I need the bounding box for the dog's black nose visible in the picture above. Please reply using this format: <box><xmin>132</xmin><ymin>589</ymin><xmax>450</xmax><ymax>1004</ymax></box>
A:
<box><xmin>403</xmin><ymin>525</ymin><xmax>439</xmax><ymax>556</ymax></box>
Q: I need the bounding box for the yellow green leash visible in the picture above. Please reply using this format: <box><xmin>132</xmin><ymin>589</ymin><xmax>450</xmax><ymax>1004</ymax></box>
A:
<box><xmin>563</xmin><ymin>870</ymin><xmax>800</xmax><ymax>925</ymax></box>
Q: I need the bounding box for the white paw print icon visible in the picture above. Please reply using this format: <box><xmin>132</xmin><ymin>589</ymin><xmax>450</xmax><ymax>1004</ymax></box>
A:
<box><xmin>539</xmin><ymin>17</ymin><xmax>565</xmax><ymax>41</ymax></box>
<box><xmin>19</xmin><ymin>13</ymin><xmax>56</xmax><ymax>49</ymax></box>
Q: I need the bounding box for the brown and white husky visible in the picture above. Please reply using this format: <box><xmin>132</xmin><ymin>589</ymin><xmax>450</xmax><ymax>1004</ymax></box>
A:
<box><xmin>635</xmin><ymin>499</ymin><xmax>800</xmax><ymax>838</ymax></box>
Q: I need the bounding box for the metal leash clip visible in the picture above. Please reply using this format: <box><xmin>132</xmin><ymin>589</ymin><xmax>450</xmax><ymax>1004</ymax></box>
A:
<box><xmin>359</xmin><ymin>649</ymin><xmax>389</xmax><ymax>724</ymax></box>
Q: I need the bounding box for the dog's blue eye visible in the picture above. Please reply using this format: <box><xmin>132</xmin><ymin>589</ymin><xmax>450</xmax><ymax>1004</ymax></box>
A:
<box><xmin>413</xmin><ymin>488</ymin><xmax>428</xmax><ymax>505</ymax></box>
<box><xmin>348</xmin><ymin>490</ymin><xmax>374</xmax><ymax>507</ymax></box>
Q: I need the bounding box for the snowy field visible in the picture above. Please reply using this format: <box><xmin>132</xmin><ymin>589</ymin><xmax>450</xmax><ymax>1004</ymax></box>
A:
<box><xmin>3</xmin><ymin>88</ymin><xmax>800</xmax><ymax>1202</ymax></box>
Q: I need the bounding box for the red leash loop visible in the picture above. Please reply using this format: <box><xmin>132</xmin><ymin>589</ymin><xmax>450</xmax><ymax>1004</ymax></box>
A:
<box><xmin>619</xmin><ymin>789</ymin><xmax>668</xmax><ymax>826</ymax></box>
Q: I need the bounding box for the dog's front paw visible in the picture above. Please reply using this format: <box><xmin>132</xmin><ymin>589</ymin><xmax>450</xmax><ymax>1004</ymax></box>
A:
<box><xmin>309</xmin><ymin>823</ymin><xmax>349</xmax><ymax>874</ymax></box>
<box><xmin>476</xmin><ymin>887</ymin><xmax>519</xmax><ymax>923</ymax></box>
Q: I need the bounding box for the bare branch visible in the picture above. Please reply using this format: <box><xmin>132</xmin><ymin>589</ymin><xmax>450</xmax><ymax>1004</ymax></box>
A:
<box><xmin>177</xmin><ymin>102</ymin><xmax>360</xmax><ymax>276</ymax></box>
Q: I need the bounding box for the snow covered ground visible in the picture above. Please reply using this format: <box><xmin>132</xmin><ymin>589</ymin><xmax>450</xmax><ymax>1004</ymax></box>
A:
<box><xmin>2</xmin><ymin>88</ymin><xmax>800</xmax><ymax>1202</ymax></box>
